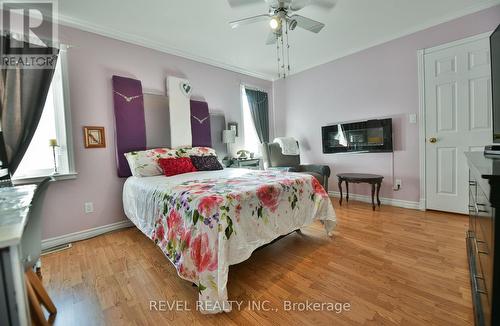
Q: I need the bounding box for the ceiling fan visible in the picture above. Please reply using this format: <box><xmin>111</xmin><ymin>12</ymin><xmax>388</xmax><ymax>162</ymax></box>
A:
<box><xmin>228</xmin><ymin>0</ymin><xmax>335</xmax><ymax>45</ymax></box>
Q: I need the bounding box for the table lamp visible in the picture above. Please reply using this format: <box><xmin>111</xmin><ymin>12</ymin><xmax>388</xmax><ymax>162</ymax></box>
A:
<box><xmin>222</xmin><ymin>129</ymin><xmax>236</xmax><ymax>159</ymax></box>
<box><xmin>49</xmin><ymin>138</ymin><xmax>59</xmax><ymax>174</ymax></box>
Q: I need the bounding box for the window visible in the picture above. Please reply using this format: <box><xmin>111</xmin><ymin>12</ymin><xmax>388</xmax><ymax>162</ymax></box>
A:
<box><xmin>241</xmin><ymin>86</ymin><xmax>261</xmax><ymax>155</ymax></box>
<box><xmin>13</xmin><ymin>48</ymin><xmax>74</xmax><ymax>179</ymax></box>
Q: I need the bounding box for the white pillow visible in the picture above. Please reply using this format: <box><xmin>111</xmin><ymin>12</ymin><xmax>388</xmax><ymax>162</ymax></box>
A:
<box><xmin>124</xmin><ymin>148</ymin><xmax>176</xmax><ymax>177</ymax></box>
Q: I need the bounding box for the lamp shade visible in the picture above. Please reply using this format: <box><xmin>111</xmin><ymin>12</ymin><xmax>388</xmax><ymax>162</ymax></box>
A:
<box><xmin>222</xmin><ymin>130</ymin><xmax>236</xmax><ymax>144</ymax></box>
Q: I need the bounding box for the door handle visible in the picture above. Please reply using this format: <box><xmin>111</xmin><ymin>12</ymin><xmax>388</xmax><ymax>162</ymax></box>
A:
<box><xmin>429</xmin><ymin>137</ymin><xmax>437</xmax><ymax>143</ymax></box>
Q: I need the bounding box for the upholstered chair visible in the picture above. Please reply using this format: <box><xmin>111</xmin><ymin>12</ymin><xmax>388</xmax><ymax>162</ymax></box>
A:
<box><xmin>262</xmin><ymin>142</ymin><xmax>331</xmax><ymax>192</ymax></box>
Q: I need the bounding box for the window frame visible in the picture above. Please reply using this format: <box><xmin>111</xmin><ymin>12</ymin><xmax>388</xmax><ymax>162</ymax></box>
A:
<box><xmin>13</xmin><ymin>45</ymin><xmax>77</xmax><ymax>184</ymax></box>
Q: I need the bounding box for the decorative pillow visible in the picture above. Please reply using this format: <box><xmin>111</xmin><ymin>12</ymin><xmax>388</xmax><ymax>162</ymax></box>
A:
<box><xmin>190</xmin><ymin>155</ymin><xmax>224</xmax><ymax>171</ymax></box>
<box><xmin>124</xmin><ymin>148</ymin><xmax>175</xmax><ymax>177</ymax></box>
<box><xmin>175</xmin><ymin>147</ymin><xmax>217</xmax><ymax>157</ymax></box>
<box><xmin>158</xmin><ymin>157</ymin><xmax>197</xmax><ymax>177</ymax></box>
<box><xmin>159</xmin><ymin>147</ymin><xmax>215</xmax><ymax>158</ymax></box>
<box><xmin>194</xmin><ymin>147</ymin><xmax>217</xmax><ymax>156</ymax></box>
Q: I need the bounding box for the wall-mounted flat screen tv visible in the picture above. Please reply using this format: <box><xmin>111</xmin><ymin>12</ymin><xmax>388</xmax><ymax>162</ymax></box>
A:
<box><xmin>322</xmin><ymin>118</ymin><xmax>393</xmax><ymax>154</ymax></box>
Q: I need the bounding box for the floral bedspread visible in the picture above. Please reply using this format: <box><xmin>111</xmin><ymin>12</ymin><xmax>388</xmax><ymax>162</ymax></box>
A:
<box><xmin>123</xmin><ymin>168</ymin><xmax>336</xmax><ymax>313</ymax></box>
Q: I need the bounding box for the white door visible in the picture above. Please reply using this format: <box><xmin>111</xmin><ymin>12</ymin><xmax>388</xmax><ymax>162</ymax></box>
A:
<box><xmin>424</xmin><ymin>35</ymin><xmax>492</xmax><ymax>214</ymax></box>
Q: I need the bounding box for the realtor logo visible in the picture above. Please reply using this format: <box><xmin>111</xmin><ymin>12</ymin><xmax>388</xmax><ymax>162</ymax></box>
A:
<box><xmin>1</xmin><ymin>0</ymin><xmax>58</xmax><ymax>68</ymax></box>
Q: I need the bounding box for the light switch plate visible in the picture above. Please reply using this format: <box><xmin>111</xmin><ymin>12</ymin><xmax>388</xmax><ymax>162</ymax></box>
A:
<box><xmin>409</xmin><ymin>113</ymin><xmax>417</xmax><ymax>124</ymax></box>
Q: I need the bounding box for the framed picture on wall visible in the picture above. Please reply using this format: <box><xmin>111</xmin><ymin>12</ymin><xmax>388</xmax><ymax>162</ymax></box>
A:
<box><xmin>228</xmin><ymin>122</ymin><xmax>238</xmax><ymax>137</ymax></box>
<box><xmin>83</xmin><ymin>126</ymin><xmax>106</xmax><ymax>148</ymax></box>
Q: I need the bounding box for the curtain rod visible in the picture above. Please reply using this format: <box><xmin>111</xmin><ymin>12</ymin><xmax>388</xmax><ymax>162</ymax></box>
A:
<box><xmin>1</xmin><ymin>31</ymin><xmax>76</xmax><ymax>49</ymax></box>
<box><xmin>241</xmin><ymin>83</ymin><xmax>268</xmax><ymax>94</ymax></box>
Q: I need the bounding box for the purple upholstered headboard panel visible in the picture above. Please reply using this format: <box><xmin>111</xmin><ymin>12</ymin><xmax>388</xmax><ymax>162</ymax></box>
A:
<box><xmin>190</xmin><ymin>100</ymin><xmax>212</xmax><ymax>147</ymax></box>
<box><xmin>112</xmin><ymin>75</ymin><xmax>146</xmax><ymax>177</ymax></box>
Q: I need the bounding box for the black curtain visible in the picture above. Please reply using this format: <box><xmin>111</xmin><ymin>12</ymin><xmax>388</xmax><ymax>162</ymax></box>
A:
<box><xmin>0</xmin><ymin>35</ymin><xmax>59</xmax><ymax>176</ymax></box>
<box><xmin>245</xmin><ymin>88</ymin><xmax>269</xmax><ymax>143</ymax></box>
<box><xmin>0</xmin><ymin>130</ymin><xmax>9</xmax><ymax>185</ymax></box>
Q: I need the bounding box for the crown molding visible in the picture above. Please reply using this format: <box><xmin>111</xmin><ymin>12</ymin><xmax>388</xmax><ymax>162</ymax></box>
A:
<box><xmin>291</xmin><ymin>0</ymin><xmax>500</xmax><ymax>77</ymax></box>
<box><xmin>54</xmin><ymin>0</ymin><xmax>499</xmax><ymax>82</ymax></box>
<box><xmin>55</xmin><ymin>13</ymin><xmax>275</xmax><ymax>81</ymax></box>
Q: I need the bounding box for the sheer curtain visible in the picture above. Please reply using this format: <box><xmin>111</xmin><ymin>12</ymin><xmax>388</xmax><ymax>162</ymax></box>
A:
<box><xmin>241</xmin><ymin>88</ymin><xmax>261</xmax><ymax>155</ymax></box>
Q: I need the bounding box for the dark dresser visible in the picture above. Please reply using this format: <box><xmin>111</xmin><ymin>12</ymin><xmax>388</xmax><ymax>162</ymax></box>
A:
<box><xmin>466</xmin><ymin>152</ymin><xmax>500</xmax><ymax>325</ymax></box>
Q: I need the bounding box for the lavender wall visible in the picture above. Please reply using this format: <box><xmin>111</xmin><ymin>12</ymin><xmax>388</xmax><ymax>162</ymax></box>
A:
<box><xmin>41</xmin><ymin>25</ymin><xmax>273</xmax><ymax>239</ymax></box>
<box><xmin>274</xmin><ymin>6</ymin><xmax>500</xmax><ymax>203</ymax></box>
<box><xmin>39</xmin><ymin>6</ymin><xmax>500</xmax><ymax>239</ymax></box>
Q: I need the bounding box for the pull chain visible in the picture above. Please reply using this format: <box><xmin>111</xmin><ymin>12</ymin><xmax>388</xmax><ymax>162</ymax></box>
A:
<box><xmin>274</xmin><ymin>18</ymin><xmax>292</xmax><ymax>79</ymax></box>
<box><xmin>276</xmin><ymin>33</ymin><xmax>281</xmax><ymax>79</ymax></box>
<box><xmin>280</xmin><ymin>26</ymin><xmax>286</xmax><ymax>78</ymax></box>
<box><xmin>285</xmin><ymin>20</ymin><xmax>290</xmax><ymax>74</ymax></box>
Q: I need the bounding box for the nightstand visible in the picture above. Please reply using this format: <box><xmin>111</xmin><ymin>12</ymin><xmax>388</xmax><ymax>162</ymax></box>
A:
<box><xmin>227</xmin><ymin>158</ymin><xmax>261</xmax><ymax>169</ymax></box>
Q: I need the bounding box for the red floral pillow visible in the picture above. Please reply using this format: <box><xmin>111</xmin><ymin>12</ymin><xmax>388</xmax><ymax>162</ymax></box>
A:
<box><xmin>158</xmin><ymin>157</ymin><xmax>197</xmax><ymax>177</ymax></box>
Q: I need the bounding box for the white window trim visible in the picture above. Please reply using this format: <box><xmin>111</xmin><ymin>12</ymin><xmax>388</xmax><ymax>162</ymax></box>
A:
<box><xmin>59</xmin><ymin>44</ymin><xmax>76</xmax><ymax>174</ymax></box>
<box><xmin>13</xmin><ymin>172</ymin><xmax>78</xmax><ymax>185</ymax></box>
<box><xmin>12</xmin><ymin>44</ymin><xmax>77</xmax><ymax>184</ymax></box>
<box><xmin>240</xmin><ymin>84</ymin><xmax>265</xmax><ymax>157</ymax></box>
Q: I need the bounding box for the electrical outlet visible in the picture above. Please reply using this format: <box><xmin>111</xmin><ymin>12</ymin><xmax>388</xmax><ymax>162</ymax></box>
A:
<box><xmin>394</xmin><ymin>179</ymin><xmax>402</xmax><ymax>190</ymax></box>
<box><xmin>84</xmin><ymin>202</ymin><xmax>94</xmax><ymax>214</ymax></box>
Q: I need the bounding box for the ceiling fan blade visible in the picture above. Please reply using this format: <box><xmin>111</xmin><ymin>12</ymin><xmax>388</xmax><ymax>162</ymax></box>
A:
<box><xmin>289</xmin><ymin>14</ymin><xmax>325</xmax><ymax>33</ymax></box>
<box><xmin>289</xmin><ymin>0</ymin><xmax>337</xmax><ymax>11</ymax></box>
<box><xmin>310</xmin><ymin>0</ymin><xmax>337</xmax><ymax>9</ymax></box>
<box><xmin>265</xmin><ymin>0</ymin><xmax>288</xmax><ymax>8</ymax></box>
<box><xmin>289</xmin><ymin>0</ymin><xmax>310</xmax><ymax>11</ymax></box>
<box><xmin>229</xmin><ymin>14</ymin><xmax>270</xmax><ymax>29</ymax></box>
<box><xmin>227</xmin><ymin>0</ymin><xmax>265</xmax><ymax>8</ymax></box>
<box><xmin>266</xmin><ymin>31</ymin><xmax>278</xmax><ymax>45</ymax></box>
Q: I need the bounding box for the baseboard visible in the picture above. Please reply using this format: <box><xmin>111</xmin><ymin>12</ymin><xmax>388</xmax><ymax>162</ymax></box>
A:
<box><xmin>41</xmin><ymin>192</ymin><xmax>421</xmax><ymax>250</ymax></box>
<box><xmin>419</xmin><ymin>198</ymin><xmax>426</xmax><ymax>211</ymax></box>
<box><xmin>329</xmin><ymin>191</ymin><xmax>421</xmax><ymax>210</ymax></box>
<box><xmin>42</xmin><ymin>220</ymin><xmax>133</xmax><ymax>251</ymax></box>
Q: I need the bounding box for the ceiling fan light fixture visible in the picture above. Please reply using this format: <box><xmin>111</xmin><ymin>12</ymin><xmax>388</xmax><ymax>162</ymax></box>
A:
<box><xmin>227</xmin><ymin>0</ymin><xmax>329</xmax><ymax>79</ymax></box>
<box><xmin>269</xmin><ymin>17</ymin><xmax>280</xmax><ymax>30</ymax></box>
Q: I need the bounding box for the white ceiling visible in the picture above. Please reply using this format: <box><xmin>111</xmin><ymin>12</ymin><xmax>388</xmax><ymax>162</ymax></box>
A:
<box><xmin>58</xmin><ymin>0</ymin><xmax>500</xmax><ymax>80</ymax></box>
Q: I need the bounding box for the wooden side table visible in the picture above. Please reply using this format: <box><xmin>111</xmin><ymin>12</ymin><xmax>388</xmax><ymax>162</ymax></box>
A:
<box><xmin>337</xmin><ymin>173</ymin><xmax>384</xmax><ymax>210</ymax></box>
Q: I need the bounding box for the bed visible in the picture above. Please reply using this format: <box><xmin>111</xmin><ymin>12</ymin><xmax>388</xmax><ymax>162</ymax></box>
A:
<box><xmin>123</xmin><ymin>167</ymin><xmax>336</xmax><ymax>313</ymax></box>
<box><xmin>113</xmin><ymin>78</ymin><xmax>336</xmax><ymax>313</ymax></box>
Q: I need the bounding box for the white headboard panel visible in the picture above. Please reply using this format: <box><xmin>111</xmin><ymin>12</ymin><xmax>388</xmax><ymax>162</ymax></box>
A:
<box><xmin>167</xmin><ymin>76</ymin><xmax>192</xmax><ymax>147</ymax></box>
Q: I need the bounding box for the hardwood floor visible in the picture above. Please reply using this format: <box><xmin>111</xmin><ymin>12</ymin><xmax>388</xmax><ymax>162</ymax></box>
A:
<box><xmin>41</xmin><ymin>200</ymin><xmax>473</xmax><ymax>325</ymax></box>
